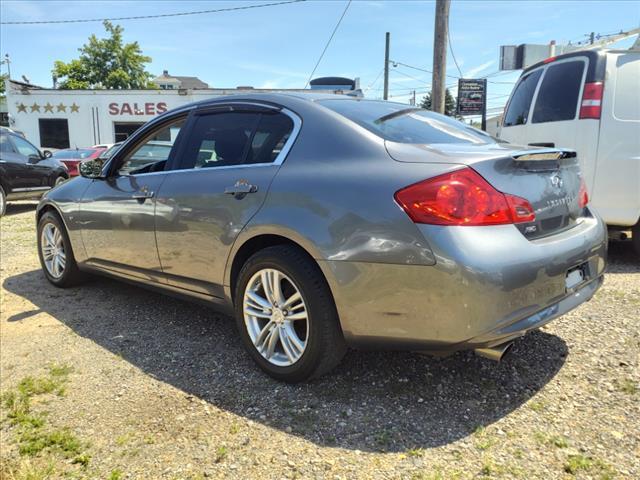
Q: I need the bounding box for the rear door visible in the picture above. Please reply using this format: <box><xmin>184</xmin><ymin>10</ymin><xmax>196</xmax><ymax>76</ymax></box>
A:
<box><xmin>154</xmin><ymin>103</ymin><xmax>300</xmax><ymax>298</ymax></box>
<box><xmin>591</xmin><ymin>51</ymin><xmax>640</xmax><ymax>225</ymax></box>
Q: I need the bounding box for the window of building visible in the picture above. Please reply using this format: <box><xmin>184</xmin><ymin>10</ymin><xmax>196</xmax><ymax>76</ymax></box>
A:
<box><xmin>38</xmin><ymin>118</ymin><xmax>70</xmax><ymax>149</ymax></box>
<box><xmin>114</xmin><ymin>122</ymin><xmax>145</xmax><ymax>142</ymax></box>
<box><xmin>502</xmin><ymin>69</ymin><xmax>543</xmax><ymax>127</ymax></box>
<box><xmin>532</xmin><ymin>61</ymin><xmax>585</xmax><ymax>123</ymax></box>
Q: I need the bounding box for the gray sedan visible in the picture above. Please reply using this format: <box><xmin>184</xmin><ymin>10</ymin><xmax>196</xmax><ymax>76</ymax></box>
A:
<box><xmin>36</xmin><ymin>93</ymin><xmax>607</xmax><ymax>382</ymax></box>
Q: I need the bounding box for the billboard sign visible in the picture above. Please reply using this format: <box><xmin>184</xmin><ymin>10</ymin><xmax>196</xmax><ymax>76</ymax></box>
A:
<box><xmin>457</xmin><ymin>78</ymin><xmax>487</xmax><ymax>116</ymax></box>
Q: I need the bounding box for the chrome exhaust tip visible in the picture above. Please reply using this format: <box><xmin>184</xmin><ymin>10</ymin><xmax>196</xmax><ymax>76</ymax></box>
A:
<box><xmin>474</xmin><ymin>342</ymin><xmax>513</xmax><ymax>362</ymax></box>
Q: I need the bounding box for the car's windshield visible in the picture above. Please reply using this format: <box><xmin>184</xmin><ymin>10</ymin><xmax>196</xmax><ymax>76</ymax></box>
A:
<box><xmin>101</xmin><ymin>143</ymin><xmax>123</xmax><ymax>159</ymax></box>
<box><xmin>319</xmin><ymin>99</ymin><xmax>503</xmax><ymax>145</ymax></box>
<box><xmin>51</xmin><ymin>149</ymin><xmax>98</xmax><ymax>160</ymax></box>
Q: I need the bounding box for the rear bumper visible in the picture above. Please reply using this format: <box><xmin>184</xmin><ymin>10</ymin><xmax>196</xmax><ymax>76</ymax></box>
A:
<box><xmin>319</xmin><ymin>213</ymin><xmax>607</xmax><ymax>351</ymax></box>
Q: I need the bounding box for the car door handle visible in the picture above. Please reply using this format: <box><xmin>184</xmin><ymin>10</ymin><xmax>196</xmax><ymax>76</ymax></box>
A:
<box><xmin>224</xmin><ymin>182</ymin><xmax>258</xmax><ymax>195</ymax></box>
<box><xmin>131</xmin><ymin>188</ymin><xmax>155</xmax><ymax>200</ymax></box>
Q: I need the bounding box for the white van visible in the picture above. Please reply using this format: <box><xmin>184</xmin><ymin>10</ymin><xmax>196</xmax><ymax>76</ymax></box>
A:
<box><xmin>498</xmin><ymin>49</ymin><xmax>640</xmax><ymax>254</ymax></box>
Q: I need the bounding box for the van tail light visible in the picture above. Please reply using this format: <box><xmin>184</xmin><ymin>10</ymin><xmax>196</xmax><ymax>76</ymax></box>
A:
<box><xmin>579</xmin><ymin>82</ymin><xmax>603</xmax><ymax>119</ymax></box>
<box><xmin>578</xmin><ymin>177</ymin><xmax>589</xmax><ymax>208</ymax></box>
<box><xmin>394</xmin><ymin>167</ymin><xmax>535</xmax><ymax>226</ymax></box>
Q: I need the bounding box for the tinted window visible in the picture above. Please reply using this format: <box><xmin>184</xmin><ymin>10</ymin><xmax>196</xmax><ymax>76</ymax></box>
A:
<box><xmin>248</xmin><ymin>113</ymin><xmax>294</xmax><ymax>164</ymax></box>
<box><xmin>532</xmin><ymin>61</ymin><xmax>584</xmax><ymax>123</ymax></box>
<box><xmin>503</xmin><ymin>69</ymin><xmax>543</xmax><ymax>126</ymax></box>
<box><xmin>0</xmin><ymin>133</ymin><xmax>15</xmax><ymax>153</ymax></box>
<box><xmin>11</xmin><ymin>135</ymin><xmax>40</xmax><ymax>157</ymax></box>
<box><xmin>39</xmin><ymin>119</ymin><xmax>70</xmax><ymax>149</ymax></box>
<box><xmin>117</xmin><ymin>118</ymin><xmax>184</xmax><ymax>175</ymax></box>
<box><xmin>182</xmin><ymin>112</ymin><xmax>261</xmax><ymax>169</ymax></box>
<box><xmin>320</xmin><ymin>99</ymin><xmax>492</xmax><ymax>144</ymax></box>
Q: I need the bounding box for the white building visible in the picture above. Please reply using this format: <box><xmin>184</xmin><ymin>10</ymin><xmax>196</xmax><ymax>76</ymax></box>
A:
<box><xmin>5</xmin><ymin>79</ymin><xmax>356</xmax><ymax>149</ymax></box>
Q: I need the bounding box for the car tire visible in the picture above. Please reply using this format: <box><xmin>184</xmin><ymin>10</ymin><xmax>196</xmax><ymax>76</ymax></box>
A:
<box><xmin>632</xmin><ymin>222</ymin><xmax>640</xmax><ymax>257</ymax></box>
<box><xmin>54</xmin><ymin>176</ymin><xmax>67</xmax><ymax>187</ymax></box>
<box><xmin>0</xmin><ymin>185</ymin><xmax>6</xmax><ymax>217</ymax></box>
<box><xmin>234</xmin><ymin>245</ymin><xmax>346</xmax><ymax>383</ymax></box>
<box><xmin>37</xmin><ymin>211</ymin><xmax>84</xmax><ymax>287</ymax></box>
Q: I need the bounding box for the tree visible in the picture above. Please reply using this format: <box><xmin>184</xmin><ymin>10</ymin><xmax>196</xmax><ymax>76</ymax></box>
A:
<box><xmin>420</xmin><ymin>88</ymin><xmax>458</xmax><ymax>117</ymax></box>
<box><xmin>0</xmin><ymin>73</ymin><xmax>7</xmax><ymax>99</ymax></box>
<box><xmin>53</xmin><ymin>21</ymin><xmax>155</xmax><ymax>89</ymax></box>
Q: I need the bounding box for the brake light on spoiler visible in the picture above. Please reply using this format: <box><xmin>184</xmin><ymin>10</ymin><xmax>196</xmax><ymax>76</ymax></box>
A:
<box><xmin>579</xmin><ymin>82</ymin><xmax>603</xmax><ymax>119</ymax></box>
<box><xmin>394</xmin><ymin>167</ymin><xmax>536</xmax><ymax>226</ymax></box>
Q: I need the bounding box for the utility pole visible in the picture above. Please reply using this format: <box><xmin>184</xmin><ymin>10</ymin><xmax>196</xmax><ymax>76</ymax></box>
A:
<box><xmin>431</xmin><ymin>0</ymin><xmax>450</xmax><ymax>113</ymax></box>
<box><xmin>411</xmin><ymin>90</ymin><xmax>416</xmax><ymax>106</ymax></box>
<box><xmin>383</xmin><ymin>32</ymin><xmax>390</xmax><ymax>100</ymax></box>
<box><xmin>589</xmin><ymin>32</ymin><xmax>595</xmax><ymax>44</ymax></box>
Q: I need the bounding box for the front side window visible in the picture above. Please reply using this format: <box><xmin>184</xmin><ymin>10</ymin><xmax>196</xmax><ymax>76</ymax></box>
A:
<box><xmin>117</xmin><ymin>118</ymin><xmax>185</xmax><ymax>175</ymax></box>
<box><xmin>11</xmin><ymin>135</ymin><xmax>40</xmax><ymax>158</ymax></box>
<box><xmin>503</xmin><ymin>69</ymin><xmax>543</xmax><ymax>126</ymax></box>
<box><xmin>532</xmin><ymin>60</ymin><xmax>585</xmax><ymax>123</ymax></box>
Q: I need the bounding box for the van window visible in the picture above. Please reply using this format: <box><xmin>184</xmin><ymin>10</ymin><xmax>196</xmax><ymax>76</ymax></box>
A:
<box><xmin>532</xmin><ymin>61</ymin><xmax>585</xmax><ymax>123</ymax></box>
<box><xmin>503</xmin><ymin>69</ymin><xmax>542</xmax><ymax>126</ymax></box>
<box><xmin>613</xmin><ymin>54</ymin><xmax>640</xmax><ymax>121</ymax></box>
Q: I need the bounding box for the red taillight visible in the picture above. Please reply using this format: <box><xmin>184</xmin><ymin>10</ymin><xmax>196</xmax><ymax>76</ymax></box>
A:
<box><xmin>578</xmin><ymin>177</ymin><xmax>589</xmax><ymax>208</ymax></box>
<box><xmin>579</xmin><ymin>82</ymin><xmax>603</xmax><ymax>119</ymax></box>
<box><xmin>394</xmin><ymin>167</ymin><xmax>535</xmax><ymax>226</ymax></box>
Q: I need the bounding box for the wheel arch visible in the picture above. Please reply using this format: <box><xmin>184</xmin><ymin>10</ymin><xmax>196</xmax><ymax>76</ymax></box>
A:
<box><xmin>226</xmin><ymin>230</ymin><xmax>328</xmax><ymax>305</ymax></box>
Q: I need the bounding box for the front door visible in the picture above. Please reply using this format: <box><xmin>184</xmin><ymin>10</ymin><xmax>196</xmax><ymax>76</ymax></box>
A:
<box><xmin>78</xmin><ymin>115</ymin><xmax>186</xmax><ymax>281</ymax></box>
<box><xmin>154</xmin><ymin>105</ymin><xmax>298</xmax><ymax>298</ymax></box>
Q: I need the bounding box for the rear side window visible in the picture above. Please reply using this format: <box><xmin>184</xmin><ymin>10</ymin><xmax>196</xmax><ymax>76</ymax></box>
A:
<box><xmin>181</xmin><ymin>111</ymin><xmax>294</xmax><ymax>169</ymax></box>
<box><xmin>0</xmin><ymin>133</ymin><xmax>16</xmax><ymax>153</ymax></box>
<box><xmin>503</xmin><ymin>69</ymin><xmax>542</xmax><ymax>126</ymax></box>
<box><xmin>532</xmin><ymin>61</ymin><xmax>585</xmax><ymax>123</ymax></box>
<box><xmin>320</xmin><ymin>99</ymin><xmax>494</xmax><ymax>144</ymax></box>
<box><xmin>613</xmin><ymin>53</ymin><xmax>640</xmax><ymax>121</ymax></box>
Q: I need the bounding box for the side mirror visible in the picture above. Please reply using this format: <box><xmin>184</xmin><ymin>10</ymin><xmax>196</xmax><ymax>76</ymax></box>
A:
<box><xmin>42</xmin><ymin>150</ymin><xmax>52</xmax><ymax>159</ymax></box>
<box><xmin>28</xmin><ymin>154</ymin><xmax>41</xmax><ymax>164</ymax></box>
<box><xmin>79</xmin><ymin>158</ymin><xmax>106</xmax><ymax>179</ymax></box>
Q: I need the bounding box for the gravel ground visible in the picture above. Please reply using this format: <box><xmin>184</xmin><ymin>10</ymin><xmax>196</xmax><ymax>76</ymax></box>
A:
<box><xmin>1</xmin><ymin>201</ymin><xmax>638</xmax><ymax>480</ymax></box>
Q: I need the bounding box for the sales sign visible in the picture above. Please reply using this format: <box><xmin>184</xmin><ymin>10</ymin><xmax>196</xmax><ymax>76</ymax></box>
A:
<box><xmin>457</xmin><ymin>79</ymin><xmax>487</xmax><ymax>116</ymax></box>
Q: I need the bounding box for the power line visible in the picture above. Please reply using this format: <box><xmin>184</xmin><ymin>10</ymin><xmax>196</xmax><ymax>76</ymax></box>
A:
<box><xmin>364</xmin><ymin>68</ymin><xmax>385</xmax><ymax>93</ymax></box>
<box><xmin>304</xmin><ymin>0</ymin><xmax>352</xmax><ymax>88</ymax></box>
<box><xmin>391</xmin><ymin>68</ymin><xmax>430</xmax><ymax>85</ymax></box>
<box><xmin>447</xmin><ymin>27</ymin><xmax>463</xmax><ymax>77</ymax></box>
<box><xmin>0</xmin><ymin>0</ymin><xmax>306</xmax><ymax>25</ymax></box>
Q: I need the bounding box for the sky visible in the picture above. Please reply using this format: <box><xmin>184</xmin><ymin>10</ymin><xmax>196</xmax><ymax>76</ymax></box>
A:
<box><xmin>1</xmin><ymin>0</ymin><xmax>638</xmax><ymax>116</ymax></box>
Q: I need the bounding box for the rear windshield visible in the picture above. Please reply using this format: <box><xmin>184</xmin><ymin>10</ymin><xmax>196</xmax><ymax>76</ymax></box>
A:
<box><xmin>51</xmin><ymin>149</ymin><xmax>96</xmax><ymax>159</ymax></box>
<box><xmin>319</xmin><ymin>99</ymin><xmax>498</xmax><ymax>145</ymax></box>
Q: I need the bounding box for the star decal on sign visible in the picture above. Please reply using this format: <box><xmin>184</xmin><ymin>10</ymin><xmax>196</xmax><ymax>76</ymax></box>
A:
<box><xmin>56</xmin><ymin>103</ymin><xmax>66</xmax><ymax>112</ymax></box>
<box><xmin>70</xmin><ymin>103</ymin><xmax>79</xmax><ymax>113</ymax></box>
<box><xmin>43</xmin><ymin>103</ymin><xmax>54</xmax><ymax>113</ymax></box>
<box><xmin>30</xmin><ymin>102</ymin><xmax>40</xmax><ymax>113</ymax></box>
<box><xmin>16</xmin><ymin>103</ymin><xmax>27</xmax><ymax>113</ymax></box>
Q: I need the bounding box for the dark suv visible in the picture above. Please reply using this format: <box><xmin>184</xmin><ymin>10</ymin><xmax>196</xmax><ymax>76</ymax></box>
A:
<box><xmin>0</xmin><ymin>127</ymin><xmax>68</xmax><ymax>216</ymax></box>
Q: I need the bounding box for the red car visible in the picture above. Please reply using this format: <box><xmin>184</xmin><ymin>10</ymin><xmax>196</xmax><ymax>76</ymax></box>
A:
<box><xmin>50</xmin><ymin>147</ymin><xmax>106</xmax><ymax>177</ymax></box>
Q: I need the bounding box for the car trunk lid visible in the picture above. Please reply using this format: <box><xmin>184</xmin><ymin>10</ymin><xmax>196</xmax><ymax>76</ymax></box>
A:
<box><xmin>386</xmin><ymin>142</ymin><xmax>585</xmax><ymax>239</ymax></box>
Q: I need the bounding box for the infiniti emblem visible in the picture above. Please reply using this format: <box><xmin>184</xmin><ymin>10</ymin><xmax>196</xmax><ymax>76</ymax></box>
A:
<box><xmin>550</xmin><ymin>173</ymin><xmax>563</xmax><ymax>189</ymax></box>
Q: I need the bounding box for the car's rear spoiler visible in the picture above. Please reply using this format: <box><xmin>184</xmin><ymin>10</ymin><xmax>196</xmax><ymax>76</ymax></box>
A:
<box><xmin>512</xmin><ymin>148</ymin><xmax>577</xmax><ymax>161</ymax></box>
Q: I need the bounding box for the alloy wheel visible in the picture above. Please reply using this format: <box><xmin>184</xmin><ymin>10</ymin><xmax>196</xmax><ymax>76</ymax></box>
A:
<box><xmin>41</xmin><ymin>223</ymin><xmax>66</xmax><ymax>278</ymax></box>
<box><xmin>243</xmin><ymin>268</ymin><xmax>309</xmax><ymax>367</ymax></box>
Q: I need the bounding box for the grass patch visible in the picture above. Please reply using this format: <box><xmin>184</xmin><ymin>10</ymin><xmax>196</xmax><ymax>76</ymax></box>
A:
<box><xmin>109</xmin><ymin>469</ymin><xmax>124</xmax><ymax>480</ymax></box>
<box><xmin>406</xmin><ymin>447</ymin><xmax>424</xmax><ymax>457</ymax></box>
<box><xmin>615</xmin><ymin>378</ymin><xmax>638</xmax><ymax>395</ymax></box>
<box><xmin>534</xmin><ymin>432</ymin><xmax>570</xmax><ymax>449</ymax></box>
<box><xmin>214</xmin><ymin>446</ymin><xmax>228</xmax><ymax>463</ymax></box>
<box><xmin>473</xmin><ymin>426</ymin><xmax>496</xmax><ymax>451</ymax></box>
<box><xmin>528</xmin><ymin>400</ymin><xmax>546</xmax><ymax>412</ymax></box>
<box><xmin>1</xmin><ymin>365</ymin><xmax>88</xmax><ymax>471</ymax></box>
<box><xmin>564</xmin><ymin>454</ymin><xmax>591</xmax><ymax>474</ymax></box>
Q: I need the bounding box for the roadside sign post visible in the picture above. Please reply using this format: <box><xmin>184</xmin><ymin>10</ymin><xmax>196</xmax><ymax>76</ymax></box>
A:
<box><xmin>456</xmin><ymin>78</ymin><xmax>487</xmax><ymax>131</ymax></box>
